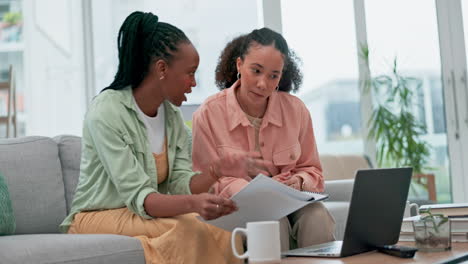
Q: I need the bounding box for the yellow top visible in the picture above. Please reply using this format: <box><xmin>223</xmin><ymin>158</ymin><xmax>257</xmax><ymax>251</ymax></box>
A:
<box><xmin>245</xmin><ymin>113</ymin><xmax>263</xmax><ymax>152</ymax></box>
<box><xmin>153</xmin><ymin>137</ymin><xmax>169</xmax><ymax>184</ymax></box>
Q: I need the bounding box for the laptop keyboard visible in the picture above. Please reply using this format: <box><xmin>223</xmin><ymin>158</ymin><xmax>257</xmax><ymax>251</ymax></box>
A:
<box><xmin>307</xmin><ymin>246</ymin><xmax>339</xmax><ymax>253</ymax></box>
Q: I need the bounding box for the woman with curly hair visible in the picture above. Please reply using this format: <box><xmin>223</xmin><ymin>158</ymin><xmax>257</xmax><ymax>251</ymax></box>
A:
<box><xmin>192</xmin><ymin>27</ymin><xmax>336</xmax><ymax>250</ymax></box>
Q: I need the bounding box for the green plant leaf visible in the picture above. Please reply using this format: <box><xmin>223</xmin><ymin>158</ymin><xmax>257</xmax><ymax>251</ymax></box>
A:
<box><xmin>364</xmin><ymin>55</ymin><xmax>432</xmax><ymax>180</ymax></box>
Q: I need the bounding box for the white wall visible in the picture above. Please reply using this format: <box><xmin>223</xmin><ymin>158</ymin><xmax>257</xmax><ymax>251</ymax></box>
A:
<box><xmin>92</xmin><ymin>0</ymin><xmax>259</xmax><ymax>103</ymax></box>
<box><xmin>23</xmin><ymin>0</ymin><xmax>87</xmax><ymax>136</ymax></box>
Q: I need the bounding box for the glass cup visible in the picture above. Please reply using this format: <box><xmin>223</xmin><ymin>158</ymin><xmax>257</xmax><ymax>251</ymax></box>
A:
<box><xmin>413</xmin><ymin>215</ymin><xmax>451</xmax><ymax>252</ymax></box>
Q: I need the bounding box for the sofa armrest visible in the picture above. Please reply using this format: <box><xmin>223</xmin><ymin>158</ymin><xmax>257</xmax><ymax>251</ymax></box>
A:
<box><xmin>324</xmin><ymin>179</ymin><xmax>354</xmax><ymax>202</ymax></box>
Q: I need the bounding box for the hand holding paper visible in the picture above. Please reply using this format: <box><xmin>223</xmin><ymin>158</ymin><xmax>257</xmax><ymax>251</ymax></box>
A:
<box><xmin>199</xmin><ymin>174</ymin><xmax>329</xmax><ymax>231</ymax></box>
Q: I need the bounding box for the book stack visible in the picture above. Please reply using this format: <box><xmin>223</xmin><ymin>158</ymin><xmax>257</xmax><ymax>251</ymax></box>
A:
<box><xmin>399</xmin><ymin>203</ymin><xmax>468</xmax><ymax>242</ymax></box>
<box><xmin>420</xmin><ymin>203</ymin><xmax>468</xmax><ymax>218</ymax></box>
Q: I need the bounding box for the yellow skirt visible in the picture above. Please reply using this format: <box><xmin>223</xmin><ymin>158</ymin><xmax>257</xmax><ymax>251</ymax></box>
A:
<box><xmin>68</xmin><ymin>208</ymin><xmax>242</xmax><ymax>264</ymax></box>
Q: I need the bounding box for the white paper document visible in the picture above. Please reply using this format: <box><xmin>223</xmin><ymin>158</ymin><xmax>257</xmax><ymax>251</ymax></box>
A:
<box><xmin>200</xmin><ymin>175</ymin><xmax>329</xmax><ymax>231</ymax></box>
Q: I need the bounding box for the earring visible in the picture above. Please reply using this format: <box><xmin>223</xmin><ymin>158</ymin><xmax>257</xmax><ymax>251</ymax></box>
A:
<box><xmin>237</xmin><ymin>72</ymin><xmax>241</xmax><ymax>80</ymax></box>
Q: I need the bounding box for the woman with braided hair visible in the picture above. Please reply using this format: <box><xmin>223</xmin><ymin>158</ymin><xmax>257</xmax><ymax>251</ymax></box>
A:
<box><xmin>192</xmin><ymin>27</ymin><xmax>336</xmax><ymax>251</ymax></box>
<box><xmin>60</xmin><ymin>11</ymin><xmax>248</xmax><ymax>264</ymax></box>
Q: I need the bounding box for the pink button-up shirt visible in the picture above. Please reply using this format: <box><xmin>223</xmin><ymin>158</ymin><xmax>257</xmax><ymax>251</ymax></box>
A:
<box><xmin>192</xmin><ymin>86</ymin><xmax>324</xmax><ymax>198</ymax></box>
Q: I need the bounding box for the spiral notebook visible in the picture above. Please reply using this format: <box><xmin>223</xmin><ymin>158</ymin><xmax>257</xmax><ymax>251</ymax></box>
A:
<box><xmin>200</xmin><ymin>174</ymin><xmax>329</xmax><ymax>231</ymax></box>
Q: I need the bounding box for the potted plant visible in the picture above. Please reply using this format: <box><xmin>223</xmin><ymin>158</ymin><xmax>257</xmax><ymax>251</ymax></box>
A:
<box><xmin>360</xmin><ymin>45</ymin><xmax>435</xmax><ymax>201</ymax></box>
<box><xmin>0</xmin><ymin>11</ymin><xmax>22</xmax><ymax>42</ymax></box>
<box><xmin>413</xmin><ymin>208</ymin><xmax>451</xmax><ymax>251</ymax></box>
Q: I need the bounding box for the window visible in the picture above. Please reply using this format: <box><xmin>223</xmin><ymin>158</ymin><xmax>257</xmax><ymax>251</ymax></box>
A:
<box><xmin>0</xmin><ymin>0</ymin><xmax>24</xmax><ymax>137</ymax></box>
<box><xmin>365</xmin><ymin>0</ymin><xmax>451</xmax><ymax>202</ymax></box>
<box><xmin>281</xmin><ymin>0</ymin><xmax>363</xmax><ymax>154</ymax></box>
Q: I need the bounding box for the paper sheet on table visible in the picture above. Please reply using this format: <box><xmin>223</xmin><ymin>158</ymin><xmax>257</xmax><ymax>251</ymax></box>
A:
<box><xmin>199</xmin><ymin>174</ymin><xmax>329</xmax><ymax>231</ymax></box>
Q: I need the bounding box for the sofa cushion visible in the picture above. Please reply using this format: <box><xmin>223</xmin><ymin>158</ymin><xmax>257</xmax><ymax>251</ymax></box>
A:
<box><xmin>0</xmin><ymin>137</ymin><xmax>67</xmax><ymax>234</ymax></box>
<box><xmin>320</xmin><ymin>154</ymin><xmax>371</xmax><ymax>180</ymax></box>
<box><xmin>0</xmin><ymin>172</ymin><xmax>15</xmax><ymax>235</ymax></box>
<box><xmin>54</xmin><ymin>135</ymin><xmax>82</xmax><ymax>213</ymax></box>
<box><xmin>324</xmin><ymin>179</ymin><xmax>354</xmax><ymax>202</ymax></box>
<box><xmin>324</xmin><ymin>201</ymin><xmax>350</xmax><ymax>240</ymax></box>
<box><xmin>0</xmin><ymin>234</ymin><xmax>145</xmax><ymax>264</ymax></box>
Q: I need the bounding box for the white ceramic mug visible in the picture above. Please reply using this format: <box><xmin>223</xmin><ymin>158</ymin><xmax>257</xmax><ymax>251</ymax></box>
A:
<box><xmin>231</xmin><ymin>221</ymin><xmax>281</xmax><ymax>264</ymax></box>
<box><xmin>404</xmin><ymin>201</ymin><xmax>419</xmax><ymax>218</ymax></box>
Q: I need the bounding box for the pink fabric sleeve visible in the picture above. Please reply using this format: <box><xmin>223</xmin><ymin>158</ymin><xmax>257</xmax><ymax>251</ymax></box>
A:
<box><xmin>191</xmin><ymin>109</ymin><xmax>216</xmax><ymax>176</ymax></box>
<box><xmin>291</xmin><ymin>105</ymin><xmax>324</xmax><ymax>192</ymax></box>
<box><xmin>191</xmin><ymin>109</ymin><xmax>250</xmax><ymax>198</ymax></box>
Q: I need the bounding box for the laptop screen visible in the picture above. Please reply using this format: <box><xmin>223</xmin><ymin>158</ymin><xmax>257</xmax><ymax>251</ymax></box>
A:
<box><xmin>341</xmin><ymin>167</ymin><xmax>413</xmax><ymax>257</ymax></box>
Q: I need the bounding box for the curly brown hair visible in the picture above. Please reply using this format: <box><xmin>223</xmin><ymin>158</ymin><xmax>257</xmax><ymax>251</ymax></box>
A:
<box><xmin>215</xmin><ymin>27</ymin><xmax>302</xmax><ymax>93</ymax></box>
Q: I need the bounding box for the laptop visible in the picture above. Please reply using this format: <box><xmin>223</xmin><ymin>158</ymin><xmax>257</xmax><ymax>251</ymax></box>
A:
<box><xmin>282</xmin><ymin>167</ymin><xmax>413</xmax><ymax>258</ymax></box>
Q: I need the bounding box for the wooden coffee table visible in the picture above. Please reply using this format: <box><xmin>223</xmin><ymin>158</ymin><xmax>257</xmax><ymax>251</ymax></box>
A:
<box><xmin>281</xmin><ymin>242</ymin><xmax>468</xmax><ymax>264</ymax></box>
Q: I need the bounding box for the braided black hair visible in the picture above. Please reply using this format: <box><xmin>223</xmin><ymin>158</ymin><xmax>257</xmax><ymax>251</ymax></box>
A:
<box><xmin>215</xmin><ymin>27</ymin><xmax>302</xmax><ymax>93</ymax></box>
<box><xmin>103</xmin><ymin>11</ymin><xmax>190</xmax><ymax>91</ymax></box>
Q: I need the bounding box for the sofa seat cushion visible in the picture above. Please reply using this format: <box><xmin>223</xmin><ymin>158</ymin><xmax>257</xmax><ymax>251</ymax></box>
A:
<box><xmin>0</xmin><ymin>234</ymin><xmax>145</xmax><ymax>264</ymax></box>
<box><xmin>0</xmin><ymin>136</ymin><xmax>67</xmax><ymax>234</ymax></box>
<box><xmin>325</xmin><ymin>179</ymin><xmax>354</xmax><ymax>202</ymax></box>
<box><xmin>324</xmin><ymin>201</ymin><xmax>350</xmax><ymax>240</ymax></box>
<box><xmin>53</xmin><ymin>135</ymin><xmax>82</xmax><ymax>213</ymax></box>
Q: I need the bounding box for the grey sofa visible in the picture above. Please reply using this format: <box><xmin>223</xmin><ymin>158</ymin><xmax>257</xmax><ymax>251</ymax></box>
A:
<box><xmin>0</xmin><ymin>135</ymin><xmax>365</xmax><ymax>263</ymax></box>
<box><xmin>320</xmin><ymin>155</ymin><xmax>372</xmax><ymax>240</ymax></box>
<box><xmin>0</xmin><ymin>136</ymin><xmax>145</xmax><ymax>264</ymax></box>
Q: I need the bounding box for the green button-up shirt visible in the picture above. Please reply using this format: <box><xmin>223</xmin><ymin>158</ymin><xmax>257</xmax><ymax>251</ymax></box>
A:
<box><xmin>60</xmin><ymin>87</ymin><xmax>197</xmax><ymax>233</ymax></box>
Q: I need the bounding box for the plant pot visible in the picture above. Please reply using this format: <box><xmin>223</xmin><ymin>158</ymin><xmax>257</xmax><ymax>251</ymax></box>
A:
<box><xmin>413</xmin><ymin>215</ymin><xmax>451</xmax><ymax>252</ymax></box>
<box><xmin>0</xmin><ymin>23</ymin><xmax>22</xmax><ymax>43</ymax></box>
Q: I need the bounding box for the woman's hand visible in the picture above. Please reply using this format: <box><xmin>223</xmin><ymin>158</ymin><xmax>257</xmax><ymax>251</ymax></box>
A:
<box><xmin>211</xmin><ymin>152</ymin><xmax>249</xmax><ymax>180</ymax></box>
<box><xmin>212</xmin><ymin>152</ymin><xmax>272</xmax><ymax>181</ymax></box>
<box><xmin>245</xmin><ymin>152</ymin><xmax>274</xmax><ymax>178</ymax></box>
<box><xmin>191</xmin><ymin>193</ymin><xmax>238</xmax><ymax>220</ymax></box>
<box><xmin>273</xmin><ymin>174</ymin><xmax>303</xmax><ymax>191</ymax></box>
<box><xmin>272</xmin><ymin>174</ymin><xmax>286</xmax><ymax>183</ymax></box>
<box><xmin>283</xmin><ymin>176</ymin><xmax>304</xmax><ymax>191</ymax></box>
<box><xmin>192</xmin><ymin>151</ymin><xmax>271</xmax><ymax>194</ymax></box>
